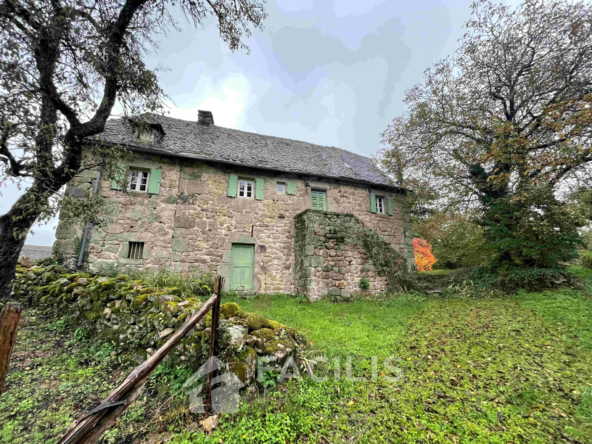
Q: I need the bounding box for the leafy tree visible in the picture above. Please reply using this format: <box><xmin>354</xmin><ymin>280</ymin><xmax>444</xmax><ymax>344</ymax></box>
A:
<box><xmin>415</xmin><ymin>212</ymin><xmax>492</xmax><ymax>269</ymax></box>
<box><xmin>380</xmin><ymin>0</ymin><xmax>592</xmax><ymax>270</ymax></box>
<box><xmin>0</xmin><ymin>0</ymin><xmax>266</xmax><ymax>301</ymax></box>
<box><xmin>413</xmin><ymin>238</ymin><xmax>437</xmax><ymax>272</ymax></box>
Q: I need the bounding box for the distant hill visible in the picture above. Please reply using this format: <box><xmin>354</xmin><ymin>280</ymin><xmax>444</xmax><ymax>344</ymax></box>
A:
<box><xmin>20</xmin><ymin>245</ymin><xmax>52</xmax><ymax>260</ymax></box>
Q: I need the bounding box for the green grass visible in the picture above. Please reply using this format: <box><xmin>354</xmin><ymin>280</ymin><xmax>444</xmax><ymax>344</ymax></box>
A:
<box><xmin>4</xmin><ymin>268</ymin><xmax>592</xmax><ymax>443</ymax></box>
<box><xmin>0</xmin><ymin>310</ymin><xmax>193</xmax><ymax>444</ymax></box>
<box><xmin>183</xmin><ymin>276</ymin><xmax>592</xmax><ymax>443</ymax></box>
<box><xmin>221</xmin><ymin>293</ymin><xmax>427</xmax><ymax>359</ymax></box>
<box><xmin>419</xmin><ymin>269</ymin><xmax>454</xmax><ymax>275</ymax></box>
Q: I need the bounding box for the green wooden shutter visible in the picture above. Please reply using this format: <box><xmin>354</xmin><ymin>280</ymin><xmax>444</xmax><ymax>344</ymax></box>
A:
<box><xmin>255</xmin><ymin>178</ymin><xmax>264</xmax><ymax>200</ymax></box>
<box><xmin>287</xmin><ymin>181</ymin><xmax>297</xmax><ymax>195</ymax></box>
<box><xmin>148</xmin><ymin>168</ymin><xmax>162</xmax><ymax>194</ymax></box>
<box><xmin>227</xmin><ymin>174</ymin><xmax>238</xmax><ymax>197</ymax></box>
<box><xmin>387</xmin><ymin>196</ymin><xmax>394</xmax><ymax>216</ymax></box>
<box><xmin>369</xmin><ymin>193</ymin><xmax>377</xmax><ymax>213</ymax></box>
<box><xmin>110</xmin><ymin>163</ymin><xmax>127</xmax><ymax>190</ymax></box>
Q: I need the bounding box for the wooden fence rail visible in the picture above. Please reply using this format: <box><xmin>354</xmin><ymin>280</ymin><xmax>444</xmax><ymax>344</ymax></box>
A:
<box><xmin>58</xmin><ymin>276</ymin><xmax>224</xmax><ymax>444</ymax></box>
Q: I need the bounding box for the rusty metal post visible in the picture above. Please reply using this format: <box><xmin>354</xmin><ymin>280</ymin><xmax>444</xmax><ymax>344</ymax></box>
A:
<box><xmin>205</xmin><ymin>276</ymin><xmax>223</xmax><ymax>414</ymax></box>
<box><xmin>0</xmin><ymin>302</ymin><xmax>22</xmax><ymax>393</ymax></box>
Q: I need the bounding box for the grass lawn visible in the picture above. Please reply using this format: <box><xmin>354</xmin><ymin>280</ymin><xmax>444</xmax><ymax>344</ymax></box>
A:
<box><xmin>2</xmin><ymin>268</ymin><xmax>592</xmax><ymax>443</ymax></box>
<box><xmin>177</xmin><ymin>269</ymin><xmax>592</xmax><ymax>443</ymax></box>
<box><xmin>418</xmin><ymin>269</ymin><xmax>455</xmax><ymax>276</ymax></box>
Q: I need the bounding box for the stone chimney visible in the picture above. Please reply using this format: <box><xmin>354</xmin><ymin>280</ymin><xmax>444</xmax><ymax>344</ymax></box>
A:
<box><xmin>198</xmin><ymin>110</ymin><xmax>214</xmax><ymax>126</ymax></box>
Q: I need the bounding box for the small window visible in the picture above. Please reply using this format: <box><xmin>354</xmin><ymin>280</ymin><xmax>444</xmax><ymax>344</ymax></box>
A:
<box><xmin>128</xmin><ymin>169</ymin><xmax>150</xmax><ymax>192</ymax></box>
<box><xmin>277</xmin><ymin>182</ymin><xmax>286</xmax><ymax>194</ymax></box>
<box><xmin>238</xmin><ymin>179</ymin><xmax>254</xmax><ymax>198</ymax></box>
<box><xmin>134</xmin><ymin>128</ymin><xmax>152</xmax><ymax>142</ymax></box>
<box><xmin>376</xmin><ymin>196</ymin><xmax>386</xmax><ymax>214</ymax></box>
<box><xmin>128</xmin><ymin>242</ymin><xmax>145</xmax><ymax>259</ymax></box>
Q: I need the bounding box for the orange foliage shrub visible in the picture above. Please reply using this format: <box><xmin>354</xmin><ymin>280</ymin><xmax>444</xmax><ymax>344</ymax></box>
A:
<box><xmin>413</xmin><ymin>238</ymin><xmax>437</xmax><ymax>272</ymax></box>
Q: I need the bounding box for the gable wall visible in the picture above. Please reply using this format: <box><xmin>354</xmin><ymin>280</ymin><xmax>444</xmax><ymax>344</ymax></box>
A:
<box><xmin>54</xmin><ymin>150</ymin><xmax>414</xmax><ymax>295</ymax></box>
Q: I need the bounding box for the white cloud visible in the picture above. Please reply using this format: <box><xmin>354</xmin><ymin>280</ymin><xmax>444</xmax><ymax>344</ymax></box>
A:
<box><xmin>165</xmin><ymin>74</ymin><xmax>250</xmax><ymax>129</ymax></box>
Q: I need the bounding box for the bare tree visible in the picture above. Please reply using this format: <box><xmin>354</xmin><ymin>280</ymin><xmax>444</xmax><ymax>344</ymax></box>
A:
<box><xmin>0</xmin><ymin>0</ymin><xmax>267</xmax><ymax>301</ymax></box>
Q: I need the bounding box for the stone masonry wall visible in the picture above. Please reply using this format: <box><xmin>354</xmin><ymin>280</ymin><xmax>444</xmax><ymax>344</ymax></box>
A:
<box><xmin>54</xmin><ymin>150</ymin><xmax>414</xmax><ymax>296</ymax></box>
<box><xmin>294</xmin><ymin>210</ymin><xmax>414</xmax><ymax>300</ymax></box>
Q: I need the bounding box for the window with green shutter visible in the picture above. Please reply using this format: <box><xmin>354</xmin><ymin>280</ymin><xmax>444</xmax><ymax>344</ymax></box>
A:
<box><xmin>311</xmin><ymin>190</ymin><xmax>327</xmax><ymax>210</ymax></box>
<box><xmin>369</xmin><ymin>193</ymin><xmax>377</xmax><ymax>213</ymax></box>
<box><xmin>387</xmin><ymin>196</ymin><xmax>394</xmax><ymax>216</ymax></box>
<box><xmin>227</xmin><ymin>174</ymin><xmax>238</xmax><ymax>197</ymax></box>
<box><xmin>255</xmin><ymin>178</ymin><xmax>264</xmax><ymax>200</ymax></box>
<box><xmin>286</xmin><ymin>181</ymin><xmax>297</xmax><ymax>195</ymax></box>
<box><xmin>148</xmin><ymin>168</ymin><xmax>162</xmax><ymax>194</ymax></box>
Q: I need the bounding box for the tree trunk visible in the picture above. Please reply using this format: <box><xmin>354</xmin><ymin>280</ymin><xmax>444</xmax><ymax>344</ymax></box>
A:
<box><xmin>0</xmin><ymin>190</ymin><xmax>47</xmax><ymax>302</ymax></box>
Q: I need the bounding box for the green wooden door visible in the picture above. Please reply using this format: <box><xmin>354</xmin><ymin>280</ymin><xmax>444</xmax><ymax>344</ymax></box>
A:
<box><xmin>311</xmin><ymin>190</ymin><xmax>327</xmax><ymax>210</ymax></box>
<box><xmin>230</xmin><ymin>244</ymin><xmax>255</xmax><ymax>291</ymax></box>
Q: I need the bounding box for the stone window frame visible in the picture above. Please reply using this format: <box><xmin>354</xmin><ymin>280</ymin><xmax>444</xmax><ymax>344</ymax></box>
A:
<box><xmin>128</xmin><ymin>168</ymin><xmax>151</xmax><ymax>193</ymax></box>
<box><xmin>238</xmin><ymin>178</ymin><xmax>255</xmax><ymax>199</ymax></box>
<box><xmin>375</xmin><ymin>195</ymin><xmax>386</xmax><ymax>214</ymax></box>
<box><xmin>277</xmin><ymin>181</ymin><xmax>286</xmax><ymax>194</ymax></box>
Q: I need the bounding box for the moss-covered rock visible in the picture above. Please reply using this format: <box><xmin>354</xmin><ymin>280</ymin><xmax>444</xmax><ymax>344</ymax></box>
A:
<box><xmin>220</xmin><ymin>302</ymin><xmax>241</xmax><ymax>319</ymax></box>
<box><xmin>131</xmin><ymin>293</ymin><xmax>150</xmax><ymax>310</ymax></box>
<box><xmin>229</xmin><ymin>347</ymin><xmax>257</xmax><ymax>384</ymax></box>
<box><xmin>240</xmin><ymin>313</ymin><xmax>274</xmax><ymax>331</ymax></box>
<box><xmin>266</xmin><ymin>319</ymin><xmax>284</xmax><ymax>330</ymax></box>
<box><xmin>251</xmin><ymin>328</ymin><xmax>276</xmax><ymax>341</ymax></box>
<box><xmin>262</xmin><ymin>339</ymin><xmax>294</xmax><ymax>363</ymax></box>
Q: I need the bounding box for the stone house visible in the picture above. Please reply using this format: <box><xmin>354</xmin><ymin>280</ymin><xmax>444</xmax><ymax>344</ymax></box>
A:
<box><xmin>54</xmin><ymin>111</ymin><xmax>414</xmax><ymax>299</ymax></box>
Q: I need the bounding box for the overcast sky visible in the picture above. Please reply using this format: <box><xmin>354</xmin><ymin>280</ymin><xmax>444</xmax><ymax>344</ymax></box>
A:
<box><xmin>1</xmin><ymin>0</ymin><xmax>522</xmax><ymax>247</ymax></box>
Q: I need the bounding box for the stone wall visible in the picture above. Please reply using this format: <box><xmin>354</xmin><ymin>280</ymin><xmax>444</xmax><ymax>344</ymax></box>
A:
<box><xmin>12</xmin><ymin>262</ymin><xmax>306</xmax><ymax>386</ymax></box>
<box><xmin>294</xmin><ymin>210</ymin><xmax>414</xmax><ymax>300</ymax></box>
<box><xmin>54</xmin><ymin>150</ymin><xmax>414</xmax><ymax>296</ymax></box>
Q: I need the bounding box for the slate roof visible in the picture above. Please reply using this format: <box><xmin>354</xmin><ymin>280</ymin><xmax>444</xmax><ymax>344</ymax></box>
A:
<box><xmin>95</xmin><ymin>113</ymin><xmax>399</xmax><ymax>189</ymax></box>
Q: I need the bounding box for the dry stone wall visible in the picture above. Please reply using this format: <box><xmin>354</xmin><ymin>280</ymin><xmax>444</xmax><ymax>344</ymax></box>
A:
<box><xmin>54</xmin><ymin>150</ymin><xmax>414</xmax><ymax>298</ymax></box>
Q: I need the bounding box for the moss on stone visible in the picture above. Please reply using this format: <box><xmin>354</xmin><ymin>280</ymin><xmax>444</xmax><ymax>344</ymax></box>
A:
<box><xmin>251</xmin><ymin>328</ymin><xmax>276</xmax><ymax>341</ymax></box>
<box><xmin>131</xmin><ymin>294</ymin><xmax>150</xmax><ymax>310</ymax></box>
<box><xmin>267</xmin><ymin>320</ymin><xmax>284</xmax><ymax>330</ymax></box>
<box><xmin>239</xmin><ymin>312</ymin><xmax>276</xmax><ymax>331</ymax></box>
<box><xmin>263</xmin><ymin>339</ymin><xmax>293</xmax><ymax>355</ymax></box>
<box><xmin>220</xmin><ymin>302</ymin><xmax>241</xmax><ymax>319</ymax></box>
<box><xmin>281</xmin><ymin>327</ymin><xmax>307</xmax><ymax>345</ymax></box>
<box><xmin>83</xmin><ymin>311</ymin><xmax>101</xmax><ymax>322</ymax></box>
<box><xmin>229</xmin><ymin>347</ymin><xmax>257</xmax><ymax>384</ymax></box>
<box><xmin>66</xmin><ymin>282</ymin><xmax>80</xmax><ymax>291</ymax></box>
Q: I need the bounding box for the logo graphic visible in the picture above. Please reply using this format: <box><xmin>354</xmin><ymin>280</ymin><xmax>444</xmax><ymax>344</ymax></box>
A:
<box><xmin>182</xmin><ymin>356</ymin><xmax>245</xmax><ymax>414</ymax></box>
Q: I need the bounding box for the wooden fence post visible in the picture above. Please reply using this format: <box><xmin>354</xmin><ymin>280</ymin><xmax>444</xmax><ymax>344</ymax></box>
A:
<box><xmin>0</xmin><ymin>302</ymin><xmax>22</xmax><ymax>393</ymax></box>
<box><xmin>205</xmin><ymin>276</ymin><xmax>223</xmax><ymax>415</ymax></box>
